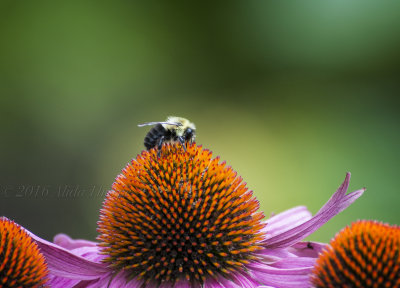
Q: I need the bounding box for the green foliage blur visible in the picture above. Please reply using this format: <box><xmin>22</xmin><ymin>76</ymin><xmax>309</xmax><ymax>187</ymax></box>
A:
<box><xmin>1</xmin><ymin>1</ymin><xmax>399</xmax><ymax>242</ymax></box>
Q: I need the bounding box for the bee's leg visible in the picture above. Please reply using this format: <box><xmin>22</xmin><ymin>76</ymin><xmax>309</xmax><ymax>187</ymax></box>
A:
<box><xmin>157</xmin><ymin>136</ymin><xmax>165</xmax><ymax>157</ymax></box>
<box><xmin>178</xmin><ymin>136</ymin><xmax>186</xmax><ymax>151</ymax></box>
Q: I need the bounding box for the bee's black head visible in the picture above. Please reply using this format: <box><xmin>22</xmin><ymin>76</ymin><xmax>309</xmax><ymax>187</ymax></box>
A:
<box><xmin>184</xmin><ymin>128</ymin><xmax>195</xmax><ymax>141</ymax></box>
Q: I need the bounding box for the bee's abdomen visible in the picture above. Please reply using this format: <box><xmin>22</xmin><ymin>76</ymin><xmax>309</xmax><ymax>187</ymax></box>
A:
<box><xmin>144</xmin><ymin>124</ymin><xmax>167</xmax><ymax>150</ymax></box>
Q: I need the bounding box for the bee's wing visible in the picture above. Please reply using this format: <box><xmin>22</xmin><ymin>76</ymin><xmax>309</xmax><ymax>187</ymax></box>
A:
<box><xmin>138</xmin><ymin>121</ymin><xmax>182</xmax><ymax>127</ymax></box>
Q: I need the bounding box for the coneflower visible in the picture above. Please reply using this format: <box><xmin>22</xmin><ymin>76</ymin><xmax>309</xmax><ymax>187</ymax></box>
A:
<box><xmin>311</xmin><ymin>220</ymin><xmax>400</xmax><ymax>288</ymax></box>
<box><xmin>32</xmin><ymin>143</ymin><xmax>364</xmax><ymax>287</ymax></box>
<box><xmin>98</xmin><ymin>143</ymin><xmax>266</xmax><ymax>287</ymax></box>
<box><xmin>0</xmin><ymin>217</ymin><xmax>48</xmax><ymax>288</ymax></box>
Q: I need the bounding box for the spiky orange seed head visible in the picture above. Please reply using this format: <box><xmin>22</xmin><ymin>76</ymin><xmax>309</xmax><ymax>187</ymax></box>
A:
<box><xmin>311</xmin><ymin>220</ymin><xmax>400</xmax><ymax>288</ymax></box>
<box><xmin>97</xmin><ymin>143</ymin><xmax>266</xmax><ymax>287</ymax></box>
<box><xmin>0</xmin><ymin>217</ymin><xmax>48</xmax><ymax>288</ymax></box>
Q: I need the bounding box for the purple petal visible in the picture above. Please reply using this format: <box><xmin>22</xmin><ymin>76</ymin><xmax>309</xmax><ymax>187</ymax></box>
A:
<box><xmin>89</xmin><ymin>271</ymin><xmax>144</xmax><ymax>288</ymax></box>
<box><xmin>47</xmin><ymin>275</ymin><xmax>81</xmax><ymax>287</ymax></box>
<box><xmin>69</xmin><ymin>245</ymin><xmax>106</xmax><ymax>263</ymax></box>
<box><xmin>203</xmin><ymin>278</ymin><xmax>226</xmax><ymax>288</ymax></box>
<box><xmin>230</xmin><ymin>272</ymin><xmax>260</xmax><ymax>288</ymax></box>
<box><xmin>54</xmin><ymin>235</ymin><xmax>105</xmax><ymax>263</ymax></box>
<box><xmin>214</xmin><ymin>275</ymin><xmax>247</xmax><ymax>288</ymax></box>
<box><xmin>202</xmin><ymin>272</ymin><xmax>261</xmax><ymax>288</ymax></box>
<box><xmin>263</xmin><ymin>172</ymin><xmax>364</xmax><ymax>248</ymax></box>
<box><xmin>288</xmin><ymin>241</ymin><xmax>326</xmax><ymax>257</ymax></box>
<box><xmin>29</xmin><ymin>232</ymin><xmax>108</xmax><ymax>280</ymax></box>
<box><xmin>263</xmin><ymin>206</ymin><xmax>312</xmax><ymax>239</ymax></box>
<box><xmin>247</xmin><ymin>259</ymin><xmax>314</xmax><ymax>288</ymax></box>
<box><xmin>54</xmin><ymin>233</ymin><xmax>97</xmax><ymax>250</ymax></box>
<box><xmin>255</xmin><ymin>241</ymin><xmax>323</xmax><ymax>262</ymax></box>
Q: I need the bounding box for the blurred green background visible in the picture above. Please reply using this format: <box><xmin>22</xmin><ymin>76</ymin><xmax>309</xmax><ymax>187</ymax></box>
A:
<box><xmin>1</xmin><ymin>1</ymin><xmax>399</xmax><ymax>243</ymax></box>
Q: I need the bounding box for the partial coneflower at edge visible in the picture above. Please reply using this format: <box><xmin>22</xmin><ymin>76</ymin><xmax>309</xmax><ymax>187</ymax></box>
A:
<box><xmin>30</xmin><ymin>143</ymin><xmax>364</xmax><ymax>288</ymax></box>
<box><xmin>311</xmin><ymin>220</ymin><xmax>400</xmax><ymax>288</ymax></box>
<box><xmin>0</xmin><ymin>217</ymin><xmax>49</xmax><ymax>288</ymax></box>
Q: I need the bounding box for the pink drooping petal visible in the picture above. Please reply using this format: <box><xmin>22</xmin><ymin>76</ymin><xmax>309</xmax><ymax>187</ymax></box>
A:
<box><xmin>230</xmin><ymin>272</ymin><xmax>261</xmax><ymax>288</ymax></box>
<box><xmin>46</xmin><ymin>274</ymin><xmax>81</xmax><ymax>287</ymax></box>
<box><xmin>54</xmin><ymin>233</ymin><xmax>97</xmax><ymax>250</ymax></box>
<box><xmin>69</xmin><ymin>245</ymin><xmax>106</xmax><ymax>263</ymax></box>
<box><xmin>84</xmin><ymin>271</ymin><xmax>144</xmax><ymax>288</ymax></box>
<box><xmin>203</xmin><ymin>278</ymin><xmax>227</xmax><ymax>288</ymax></box>
<box><xmin>263</xmin><ymin>206</ymin><xmax>312</xmax><ymax>238</ymax></box>
<box><xmin>214</xmin><ymin>275</ymin><xmax>251</xmax><ymax>288</ymax></box>
<box><xmin>29</xmin><ymin>232</ymin><xmax>108</xmax><ymax>280</ymax></box>
<box><xmin>53</xmin><ymin>233</ymin><xmax>106</xmax><ymax>263</ymax></box>
<box><xmin>288</xmin><ymin>241</ymin><xmax>326</xmax><ymax>257</ymax></box>
<box><xmin>256</xmin><ymin>240</ymin><xmax>322</xmax><ymax>263</ymax></box>
<box><xmin>263</xmin><ymin>173</ymin><xmax>365</xmax><ymax>249</ymax></box>
<box><xmin>248</xmin><ymin>258</ymin><xmax>315</xmax><ymax>288</ymax></box>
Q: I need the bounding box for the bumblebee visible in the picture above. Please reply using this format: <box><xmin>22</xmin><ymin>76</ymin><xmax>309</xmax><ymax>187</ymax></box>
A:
<box><xmin>138</xmin><ymin>116</ymin><xmax>196</xmax><ymax>154</ymax></box>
